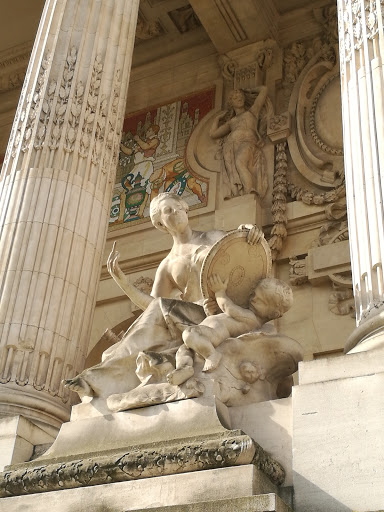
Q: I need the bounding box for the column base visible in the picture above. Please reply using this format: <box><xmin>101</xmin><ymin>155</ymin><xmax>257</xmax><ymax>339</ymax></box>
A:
<box><xmin>0</xmin><ymin>415</ymin><xmax>55</xmax><ymax>471</ymax></box>
<box><xmin>0</xmin><ymin>383</ymin><xmax>70</xmax><ymax>434</ymax></box>
<box><xmin>344</xmin><ymin>309</ymin><xmax>384</xmax><ymax>353</ymax></box>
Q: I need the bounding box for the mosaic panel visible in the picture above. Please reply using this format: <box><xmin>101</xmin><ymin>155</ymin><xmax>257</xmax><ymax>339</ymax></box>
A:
<box><xmin>109</xmin><ymin>88</ymin><xmax>215</xmax><ymax>230</ymax></box>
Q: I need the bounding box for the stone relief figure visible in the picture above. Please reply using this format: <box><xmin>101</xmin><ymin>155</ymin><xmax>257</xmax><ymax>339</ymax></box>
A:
<box><xmin>210</xmin><ymin>86</ymin><xmax>268</xmax><ymax>199</ymax></box>
<box><xmin>64</xmin><ymin>192</ymin><xmax>263</xmax><ymax>400</ymax></box>
<box><xmin>168</xmin><ymin>275</ymin><xmax>293</xmax><ymax>385</ymax></box>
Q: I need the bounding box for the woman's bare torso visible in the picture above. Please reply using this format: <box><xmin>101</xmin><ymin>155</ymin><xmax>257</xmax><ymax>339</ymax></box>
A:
<box><xmin>155</xmin><ymin>229</ymin><xmax>225</xmax><ymax>303</ymax></box>
<box><xmin>229</xmin><ymin>110</ymin><xmax>257</xmax><ymax>134</ymax></box>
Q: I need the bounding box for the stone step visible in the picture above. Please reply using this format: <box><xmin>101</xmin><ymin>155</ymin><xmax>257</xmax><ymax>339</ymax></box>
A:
<box><xmin>129</xmin><ymin>493</ymin><xmax>292</xmax><ymax>512</ymax></box>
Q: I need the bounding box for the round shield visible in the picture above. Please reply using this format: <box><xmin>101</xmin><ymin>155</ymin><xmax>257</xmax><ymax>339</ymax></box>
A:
<box><xmin>200</xmin><ymin>229</ymin><xmax>272</xmax><ymax>308</ymax></box>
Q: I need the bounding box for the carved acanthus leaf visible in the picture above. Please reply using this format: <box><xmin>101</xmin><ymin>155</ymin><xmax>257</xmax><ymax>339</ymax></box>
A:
<box><xmin>12</xmin><ymin>52</ymin><xmax>51</xmax><ymax>157</ymax></box>
<box><xmin>79</xmin><ymin>55</ymin><xmax>103</xmax><ymax>159</ymax></box>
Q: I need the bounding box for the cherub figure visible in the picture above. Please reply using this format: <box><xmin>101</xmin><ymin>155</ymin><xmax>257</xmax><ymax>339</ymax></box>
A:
<box><xmin>167</xmin><ymin>275</ymin><xmax>293</xmax><ymax>385</ymax></box>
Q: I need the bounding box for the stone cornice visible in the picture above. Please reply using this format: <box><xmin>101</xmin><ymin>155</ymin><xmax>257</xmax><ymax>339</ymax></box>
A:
<box><xmin>0</xmin><ymin>41</ymin><xmax>32</xmax><ymax>68</ymax></box>
<box><xmin>0</xmin><ymin>41</ymin><xmax>33</xmax><ymax>94</ymax></box>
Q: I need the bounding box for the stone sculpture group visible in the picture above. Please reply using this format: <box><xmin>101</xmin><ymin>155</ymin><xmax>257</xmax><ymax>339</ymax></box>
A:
<box><xmin>65</xmin><ymin>192</ymin><xmax>302</xmax><ymax>411</ymax></box>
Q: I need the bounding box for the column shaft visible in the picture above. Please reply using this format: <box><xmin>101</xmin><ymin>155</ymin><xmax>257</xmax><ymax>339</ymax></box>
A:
<box><xmin>0</xmin><ymin>0</ymin><xmax>139</xmax><ymax>428</ymax></box>
<box><xmin>338</xmin><ymin>0</ymin><xmax>384</xmax><ymax>351</ymax></box>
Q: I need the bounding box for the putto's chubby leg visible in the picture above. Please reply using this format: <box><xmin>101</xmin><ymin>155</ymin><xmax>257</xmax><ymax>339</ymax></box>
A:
<box><xmin>202</xmin><ymin>352</ymin><xmax>222</xmax><ymax>372</ymax></box>
<box><xmin>167</xmin><ymin>344</ymin><xmax>194</xmax><ymax>386</ymax></box>
<box><xmin>167</xmin><ymin>366</ymin><xmax>194</xmax><ymax>386</ymax></box>
<box><xmin>63</xmin><ymin>376</ymin><xmax>93</xmax><ymax>401</ymax></box>
<box><xmin>182</xmin><ymin>325</ymin><xmax>222</xmax><ymax>372</ymax></box>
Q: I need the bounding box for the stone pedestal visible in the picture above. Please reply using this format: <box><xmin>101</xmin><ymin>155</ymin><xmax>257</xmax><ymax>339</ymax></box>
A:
<box><xmin>0</xmin><ymin>415</ymin><xmax>55</xmax><ymax>472</ymax></box>
<box><xmin>0</xmin><ymin>397</ymin><xmax>291</xmax><ymax>511</ymax></box>
<box><xmin>0</xmin><ymin>0</ymin><xmax>139</xmax><ymax>429</ymax></box>
<box><xmin>292</xmin><ymin>350</ymin><xmax>384</xmax><ymax>511</ymax></box>
<box><xmin>230</xmin><ymin>398</ymin><xmax>293</xmax><ymax>486</ymax></box>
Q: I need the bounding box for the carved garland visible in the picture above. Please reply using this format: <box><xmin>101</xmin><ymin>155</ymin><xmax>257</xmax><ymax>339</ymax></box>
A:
<box><xmin>0</xmin><ymin>433</ymin><xmax>285</xmax><ymax>497</ymax></box>
<box><xmin>309</xmin><ymin>74</ymin><xmax>344</xmax><ymax>157</ymax></box>
<box><xmin>30</xmin><ymin>47</ymin><xmax>78</xmax><ymax>152</ymax></box>
<box><xmin>287</xmin><ymin>181</ymin><xmax>345</xmax><ymax>205</ymax></box>
<box><xmin>269</xmin><ymin>142</ymin><xmax>288</xmax><ymax>261</ymax></box>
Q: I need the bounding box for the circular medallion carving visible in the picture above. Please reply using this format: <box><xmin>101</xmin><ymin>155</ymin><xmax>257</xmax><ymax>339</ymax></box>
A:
<box><xmin>310</xmin><ymin>74</ymin><xmax>343</xmax><ymax>156</ymax></box>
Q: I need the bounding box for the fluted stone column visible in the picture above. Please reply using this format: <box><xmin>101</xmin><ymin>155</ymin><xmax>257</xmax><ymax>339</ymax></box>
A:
<box><xmin>338</xmin><ymin>0</ymin><xmax>384</xmax><ymax>352</ymax></box>
<box><xmin>0</xmin><ymin>0</ymin><xmax>139</xmax><ymax>429</ymax></box>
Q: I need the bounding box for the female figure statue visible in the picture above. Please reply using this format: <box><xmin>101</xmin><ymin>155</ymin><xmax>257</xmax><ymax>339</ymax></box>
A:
<box><xmin>210</xmin><ymin>86</ymin><xmax>268</xmax><ymax>199</ymax></box>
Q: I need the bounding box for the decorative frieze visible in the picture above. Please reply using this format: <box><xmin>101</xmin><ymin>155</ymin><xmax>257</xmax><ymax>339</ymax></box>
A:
<box><xmin>0</xmin><ymin>432</ymin><xmax>285</xmax><ymax>497</ymax></box>
<box><xmin>0</xmin><ymin>41</ymin><xmax>32</xmax><ymax>95</ymax></box>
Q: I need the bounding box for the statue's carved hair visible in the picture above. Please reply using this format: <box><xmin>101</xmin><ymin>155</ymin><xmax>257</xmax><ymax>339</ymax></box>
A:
<box><xmin>150</xmin><ymin>193</ymin><xmax>189</xmax><ymax>230</ymax></box>
<box><xmin>251</xmin><ymin>278</ymin><xmax>293</xmax><ymax>318</ymax></box>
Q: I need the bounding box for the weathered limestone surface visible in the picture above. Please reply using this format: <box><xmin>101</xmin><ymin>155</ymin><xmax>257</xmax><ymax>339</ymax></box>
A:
<box><xmin>0</xmin><ymin>415</ymin><xmax>55</xmax><ymax>472</ymax></box>
<box><xmin>229</xmin><ymin>398</ymin><xmax>293</xmax><ymax>486</ymax></box>
<box><xmin>0</xmin><ymin>467</ymin><xmax>289</xmax><ymax>512</ymax></box>
<box><xmin>292</xmin><ymin>351</ymin><xmax>384</xmax><ymax>512</ymax></box>
<box><xmin>0</xmin><ymin>0</ymin><xmax>139</xmax><ymax>429</ymax></box>
<box><xmin>0</xmin><ymin>397</ymin><xmax>286</xmax><ymax>500</ymax></box>
<box><xmin>129</xmin><ymin>494</ymin><xmax>292</xmax><ymax>512</ymax></box>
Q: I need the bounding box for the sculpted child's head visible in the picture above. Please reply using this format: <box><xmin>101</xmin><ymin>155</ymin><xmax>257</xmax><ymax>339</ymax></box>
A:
<box><xmin>239</xmin><ymin>361</ymin><xmax>260</xmax><ymax>384</ymax></box>
<box><xmin>250</xmin><ymin>278</ymin><xmax>293</xmax><ymax>321</ymax></box>
<box><xmin>149</xmin><ymin>193</ymin><xmax>189</xmax><ymax>233</ymax></box>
